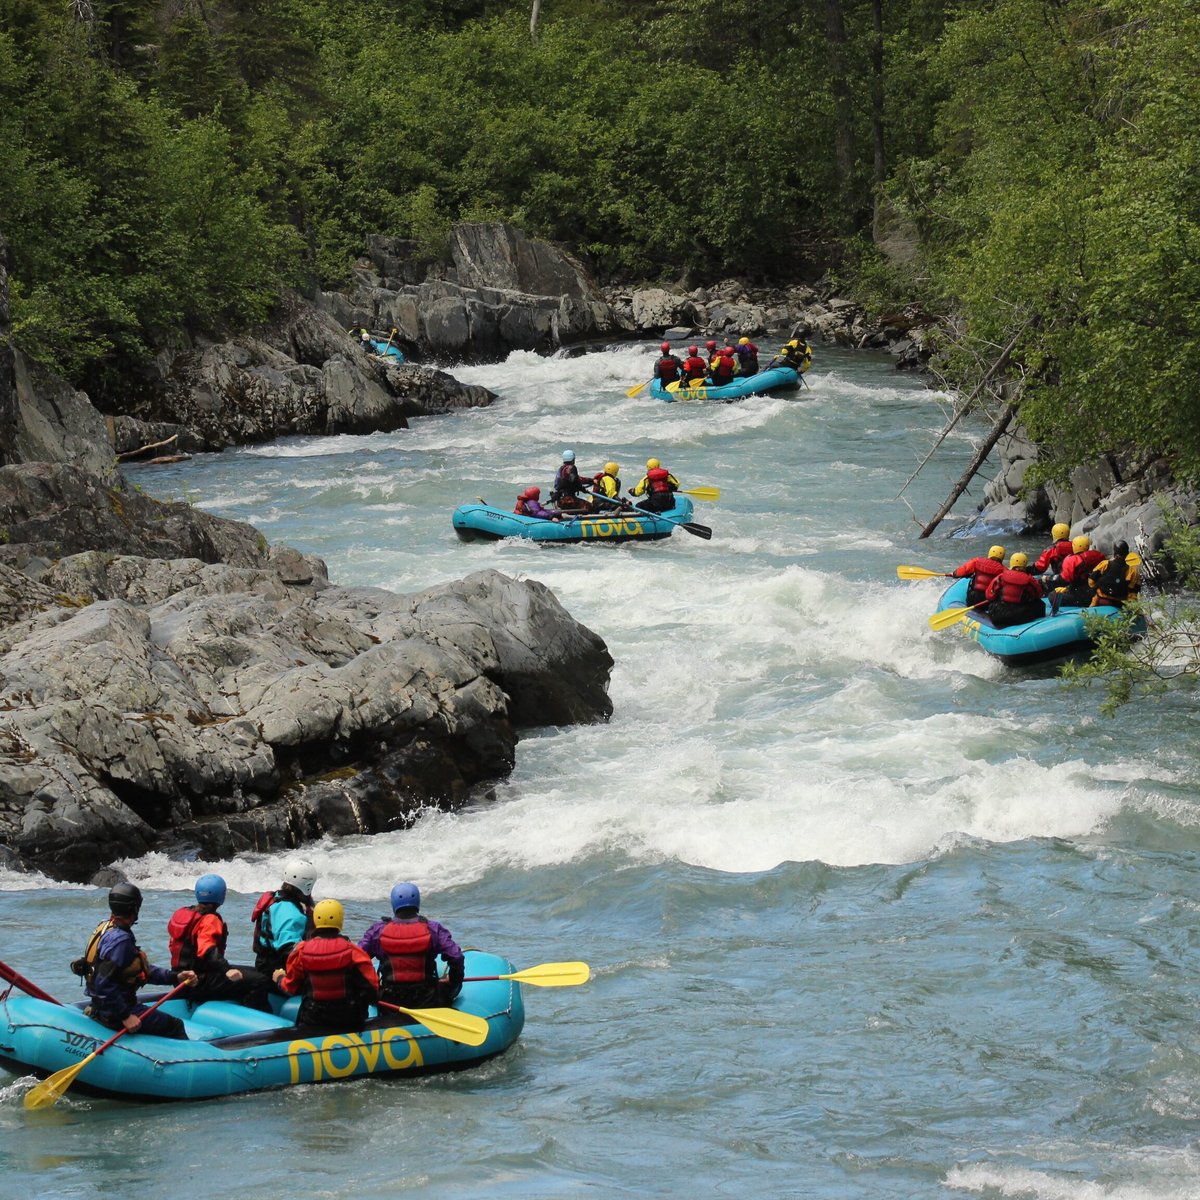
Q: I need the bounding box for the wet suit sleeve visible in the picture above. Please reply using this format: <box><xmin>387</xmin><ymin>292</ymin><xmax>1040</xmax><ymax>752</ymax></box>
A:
<box><xmin>195</xmin><ymin>913</ymin><xmax>232</xmax><ymax>972</ymax></box>
<box><xmin>428</xmin><ymin>920</ymin><xmax>465</xmax><ymax>998</ymax></box>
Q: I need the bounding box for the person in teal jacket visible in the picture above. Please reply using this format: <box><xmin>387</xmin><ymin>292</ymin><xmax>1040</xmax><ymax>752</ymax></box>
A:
<box><xmin>252</xmin><ymin>858</ymin><xmax>317</xmax><ymax>977</ymax></box>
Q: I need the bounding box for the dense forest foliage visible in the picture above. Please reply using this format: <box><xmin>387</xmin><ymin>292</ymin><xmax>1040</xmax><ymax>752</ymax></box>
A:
<box><xmin>1</xmin><ymin>1</ymin><xmax>1198</xmax><ymax>482</ymax></box>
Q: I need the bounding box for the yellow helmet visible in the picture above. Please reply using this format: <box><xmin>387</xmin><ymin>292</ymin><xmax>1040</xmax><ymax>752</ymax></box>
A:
<box><xmin>646</xmin><ymin>458</ymin><xmax>660</xmax><ymax>470</ymax></box>
<box><xmin>312</xmin><ymin>899</ymin><xmax>344</xmax><ymax>931</ymax></box>
<box><xmin>1009</xmin><ymin>552</ymin><xmax>1028</xmax><ymax>569</ymax></box>
<box><xmin>604</xmin><ymin>462</ymin><xmax>619</xmax><ymax>477</ymax></box>
<box><xmin>988</xmin><ymin>545</ymin><xmax>1005</xmax><ymax>560</ymax></box>
<box><xmin>1071</xmin><ymin>535</ymin><xmax>1090</xmax><ymax>552</ymax></box>
<box><xmin>1051</xmin><ymin>523</ymin><xmax>1070</xmax><ymax>541</ymax></box>
<box><xmin>738</xmin><ymin>337</ymin><xmax>750</xmax><ymax>345</ymax></box>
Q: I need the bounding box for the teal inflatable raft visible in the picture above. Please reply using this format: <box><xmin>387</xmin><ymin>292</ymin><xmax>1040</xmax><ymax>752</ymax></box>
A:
<box><xmin>934</xmin><ymin>577</ymin><xmax>1142</xmax><ymax>666</ymax></box>
<box><xmin>369</xmin><ymin>338</ymin><xmax>405</xmax><ymax>362</ymax></box>
<box><xmin>452</xmin><ymin>497</ymin><xmax>699</xmax><ymax>544</ymax></box>
<box><xmin>0</xmin><ymin>950</ymin><xmax>522</xmax><ymax>1103</ymax></box>
<box><xmin>650</xmin><ymin>365</ymin><xmax>800</xmax><ymax>403</ymax></box>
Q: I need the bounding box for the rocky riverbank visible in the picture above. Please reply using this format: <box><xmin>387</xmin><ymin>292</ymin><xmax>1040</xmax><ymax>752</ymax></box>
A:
<box><xmin>0</xmin><ymin>233</ymin><xmax>613</xmax><ymax>884</ymax></box>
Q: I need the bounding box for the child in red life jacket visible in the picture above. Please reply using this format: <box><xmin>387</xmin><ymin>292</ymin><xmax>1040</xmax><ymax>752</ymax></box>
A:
<box><xmin>274</xmin><ymin>899</ymin><xmax>380</xmax><ymax>1032</ymax></box>
<box><xmin>514</xmin><ymin>486</ymin><xmax>560</xmax><ymax>520</ymax></box>
<box><xmin>984</xmin><ymin>552</ymin><xmax>1045</xmax><ymax>627</ymax></box>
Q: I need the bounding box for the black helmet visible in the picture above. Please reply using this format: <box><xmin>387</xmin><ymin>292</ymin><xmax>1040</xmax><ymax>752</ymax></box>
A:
<box><xmin>108</xmin><ymin>882</ymin><xmax>143</xmax><ymax>919</ymax></box>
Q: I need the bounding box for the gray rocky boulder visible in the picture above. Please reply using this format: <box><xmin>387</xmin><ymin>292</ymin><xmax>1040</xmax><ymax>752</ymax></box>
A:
<box><xmin>0</xmin><ymin>558</ymin><xmax>612</xmax><ymax>881</ymax></box>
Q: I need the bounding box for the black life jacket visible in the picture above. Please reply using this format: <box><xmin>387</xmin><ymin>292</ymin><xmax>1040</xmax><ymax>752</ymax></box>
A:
<box><xmin>1090</xmin><ymin>556</ymin><xmax>1131</xmax><ymax>601</ymax></box>
<box><xmin>377</xmin><ymin>918</ymin><xmax>434</xmax><ymax>985</ymax></box>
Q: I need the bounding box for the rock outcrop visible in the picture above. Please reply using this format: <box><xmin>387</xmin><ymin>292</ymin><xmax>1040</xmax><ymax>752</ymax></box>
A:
<box><xmin>0</xmin><ymin>232</ymin><xmax>613</xmax><ymax>883</ymax></box>
<box><xmin>959</xmin><ymin>424</ymin><xmax>1199</xmax><ymax>570</ymax></box>
<box><xmin>0</xmin><ymin>555</ymin><xmax>612</xmax><ymax>882</ymax></box>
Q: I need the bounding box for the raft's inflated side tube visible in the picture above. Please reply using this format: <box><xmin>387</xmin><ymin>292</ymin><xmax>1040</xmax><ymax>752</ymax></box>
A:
<box><xmin>451</xmin><ymin>497</ymin><xmax>695</xmax><ymax>544</ymax></box>
<box><xmin>934</xmin><ymin>577</ymin><xmax>1143</xmax><ymax>666</ymax></box>
<box><xmin>651</xmin><ymin>366</ymin><xmax>801</xmax><ymax>403</ymax></box>
<box><xmin>0</xmin><ymin>950</ymin><xmax>523</xmax><ymax>1102</ymax></box>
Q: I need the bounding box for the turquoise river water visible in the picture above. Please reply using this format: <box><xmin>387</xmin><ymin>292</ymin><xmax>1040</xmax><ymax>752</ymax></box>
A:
<box><xmin>2</xmin><ymin>344</ymin><xmax>1199</xmax><ymax>1199</ymax></box>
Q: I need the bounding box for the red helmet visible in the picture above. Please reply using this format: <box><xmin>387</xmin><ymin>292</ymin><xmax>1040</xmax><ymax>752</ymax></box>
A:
<box><xmin>705</xmin><ymin>339</ymin><xmax>717</xmax><ymax>349</ymax></box>
<box><xmin>688</xmin><ymin>345</ymin><xmax>699</xmax><ymax>355</ymax></box>
<box><xmin>524</xmin><ymin>486</ymin><xmax>540</xmax><ymax>499</ymax></box>
<box><xmin>660</xmin><ymin>342</ymin><xmax>670</xmax><ymax>352</ymax></box>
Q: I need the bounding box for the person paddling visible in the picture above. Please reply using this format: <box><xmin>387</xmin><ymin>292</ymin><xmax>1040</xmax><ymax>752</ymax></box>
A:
<box><xmin>629</xmin><ymin>458</ymin><xmax>681</xmax><ymax>513</ymax></box>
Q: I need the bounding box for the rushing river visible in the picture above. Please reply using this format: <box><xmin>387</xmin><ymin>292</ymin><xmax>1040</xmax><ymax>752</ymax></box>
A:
<box><xmin>3</xmin><ymin>344</ymin><xmax>1200</xmax><ymax>1200</ymax></box>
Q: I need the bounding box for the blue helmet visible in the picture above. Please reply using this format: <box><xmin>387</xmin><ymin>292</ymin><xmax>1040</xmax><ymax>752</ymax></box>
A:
<box><xmin>195</xmin><ymin>873</ymin><xmax>227</xmax><ymax>906</ymax></box>
<box><xmin>390</xmin><ymin>882</ymin><xmax>420</xmax><ymax>913</ymax></box>
<box><xmin>562</xmin><ymin>450</ymin><xmax>575</xmax><ymax>462</ymax></box>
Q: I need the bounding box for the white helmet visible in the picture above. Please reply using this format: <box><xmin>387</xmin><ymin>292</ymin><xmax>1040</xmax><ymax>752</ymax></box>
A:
<box><xmin>282</xmin><ymin>857</ymin><xmax>317</xmax><ymax>897</ymax></box>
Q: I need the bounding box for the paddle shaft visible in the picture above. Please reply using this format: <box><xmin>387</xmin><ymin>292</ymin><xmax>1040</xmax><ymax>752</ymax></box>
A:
<box><xmin>583</xmin><ymin>490</ymin><xmax>712</xmax><ymax>541</ymax></box>
<box><xmin>0</xmin><ymin>957</ymin><xmax>61</xmax><ymax>1005</ymax></box>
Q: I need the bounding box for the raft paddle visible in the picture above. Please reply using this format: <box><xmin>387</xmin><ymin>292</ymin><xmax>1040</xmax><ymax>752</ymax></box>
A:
<box><xmin>681</xmin><ymin>486</ymin><xmax>720</xmax><ymax>501</ymax></box>
<box><xmin>626</xmin><ymin>380</ymin><xmax>649</xmax><ymax>398</ymax></box>
<box><xmin>897</xmin><ymin>565</ymin><xmax>954</xmax><ymax>581</ymax></box>
<box><xmin>583</xmin><ymin>490</ymin><xmax>712</xmax><ymax>541</ymax></box>
<box><xmin>377</xmin><ymin>1002</ymin><xmax>489</xmax><ymax>1046</ymax></box>
<box><xmin>927</xmin><ymin>601</ymin><xmax>988</xmax><ymax>631</ymax></box>
<box><xmin>0</xmin><ymin>957</ymin><xmax>61</xmax><ymax>1005</ymax></box>
<box><xmin>462</xmin><ymin>961</ymin><xmax>591</xmax><ymax>988</ymax></box>
<box><xmin>24</xmin><ymin>980</ymin><xmax>193</xmax><ymax>1110</ymax></box>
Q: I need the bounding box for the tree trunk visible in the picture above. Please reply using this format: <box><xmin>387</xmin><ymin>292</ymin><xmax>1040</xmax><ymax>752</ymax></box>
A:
<box><xmin>919</xmin><ymin>402</ymin><xmax>1020</xmax><ymax>539</ymax></box>
<box><xmin>824</xmin><ymin>0</ymin><xmax>856</xmax><ymax>222</ymax></box>
<box><xmin>870</xmin><ymin>0</ymin><xmax>886</xmax><ymax>238</ymax></box>
<box><xmin>530</xmin><ymin>0</ymin><xmax>541</xmax><ymax>40</ymax></box>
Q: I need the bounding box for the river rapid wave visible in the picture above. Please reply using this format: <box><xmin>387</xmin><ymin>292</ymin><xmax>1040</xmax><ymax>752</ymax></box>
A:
<box><xmin>3</xmin><ymin>344</ymin><xmax>1199</xmax><ymax>1200</ymax></box>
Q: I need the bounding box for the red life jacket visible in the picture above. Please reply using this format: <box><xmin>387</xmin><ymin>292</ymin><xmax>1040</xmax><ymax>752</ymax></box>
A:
<box><xmin>378</xmin><ymin>918</ymin><xmax>433</xmax><ymax>985</ymax></box>
<box><xmin>514</xmin><ymin>496</ymin><xmax>531</xmax><ymax>515</ymax></box>
<box><xmin>655</xmin><ymin>355</ymin><xmax>682</xmax><ymax>383</ymax></box>
<box><xmin>681</xmin><ymin>355</ymin><xmax>708</xmax><ymax>381</ymax></box>
<box><xmin>1034</xmin><ymin>539</ymin><xmax>1072</xmax><ymax>573</ymax></box>
<box><xmin>990</xmin><ymin>567</ymin><xmax>1042</xmax><ymax>604</ymax></box>
<box><xmin>955</xmin><ymin>557</ymin><xmax>1004</xmax><ymax>588</ymax></box>
<box><xmin>711</xmin><ymin>351</ymin><xmax>736</xmax><ymax>384</ymax></box>
<box><xmin>1060</xmin><ymin>548</ymin><xmax>1104</xmax><ymax>582</ymax></box>
<box><xmin>295</xmin><ymin>935</ymin><xmax>358</xmax><ymax>1002</ymax></box>
<box><xmin>168</xmin><ymin>906</ymin><xmax>225</xmax><ymax>970</ymax></box>
<box><xmin>647</xmin><ymin>467</ymin><xmax>672</xmax><ymax>494</ymax></box>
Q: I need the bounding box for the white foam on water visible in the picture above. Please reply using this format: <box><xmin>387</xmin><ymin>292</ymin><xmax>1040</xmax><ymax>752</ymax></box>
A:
<box><xmin>945</xmin><ymin>1155</ymin><xmax>1200</xmax><ymax>1199</ymax></box>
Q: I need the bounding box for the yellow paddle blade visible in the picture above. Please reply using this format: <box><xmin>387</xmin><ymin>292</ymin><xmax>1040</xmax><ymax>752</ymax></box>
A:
<box><xmin>897</xmin><ymin>564</ymin><xmax>950</xmax><ymax>581</ymax></box>
<box><xmin>682</xmin><ymin>487</ymin><xmax>721</xmax><ymax>502</ymax></box>
<box><xmin>503</xmin><ymin>961</ymin><xmax>591</xmax><ymax>987</ymax></box>
<box><xmin>625</xmin><ymin>381</ymin><xmax>648</xmax><ymax>398</ymax></box>
<box><xmin>927</xmin><ymin>604</ymin><xmax>982</xmax><ymax>632</ymax></box>
<box><xmin>390</xmin><ymin>1005</ymin><xmax>489</xmax><ymax>1047</ymax></box>
<box><xmin>24</xmin><ymin>1053</ymin><xmax>93</xmax><ymax>1109</ymax></box>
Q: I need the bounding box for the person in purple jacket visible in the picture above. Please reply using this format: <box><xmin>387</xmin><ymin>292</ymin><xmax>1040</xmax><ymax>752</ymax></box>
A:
<box><xmin>358</xmin><ymin>882</ymin><xmax>465</xmax><ymax>1009</ymax></box>
<box><xmin>514</xmin><ymin>485</ymin><xmax>561</xmax><ymax>521</ymax></box>
<box><xmin>75</xmin><ymin>883</ymin><xmax>197</xmax><ymax>1038</ymax></box>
